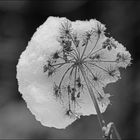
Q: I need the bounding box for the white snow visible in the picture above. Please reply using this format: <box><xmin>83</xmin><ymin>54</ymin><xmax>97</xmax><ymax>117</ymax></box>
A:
<box><xmin>16</xmin><ymin>16</ymin><xmax>131</xmax><ymax>129</ymax></box>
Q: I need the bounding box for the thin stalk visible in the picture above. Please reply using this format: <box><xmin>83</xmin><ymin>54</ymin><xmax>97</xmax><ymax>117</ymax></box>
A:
<box><xmin>70</xmin><ymin>49</ymin><xmax>79</xmax><ymax>59</ymax></box>
<box><xmin>85</xmin><ymin>60</ymin><xmax>117</xmax><ymax>63</ymax></box>
<box><xmin>83</xmin><ymin>63</ymin><xmax>105</xmax><ymax>87</ymax></box>
<box><xmin>79</xmin><ymin>64</ymin><xmax>121</xmax><ymax>140</ymax></box>
<box><xmin>83</xmin><ymin>48</ymin><xmax>103</xmax><ymax>61</ymax></box>
<box><xmin>79</xmin><ymin>64</ymin><xmax>106</xmax><ymax>138</ymax></box>
<box><xmin>90</xmin><ymin>48</ymin><xmax>103</xmax><ymax>56</ymax></box>
<box><xmin>86</xmin><ymin>35</ymin><xmax>100</xmax><ymax>58</ymax></box>
<box><xmin>58</xmin><ymin>64</ymin><xmax>74</xmax><ymax>88</ymax></box>
<box><xmin>69</xmin><ymin>34</ymin><xmax>80</xmax><ymax>58</ymax></box>
<box><xmin>112</xmin><ymin>123</ymin><xmax>121</xmax><ymax>140</ymax></box>
<box><xmin>80</xmin><ymin>41</ymin><xmax>88</xmax><ymax>59</ymax></box>
<box><xmin>88</xmin><ymin>62</ymin><xmax>109</xmax><ymax>73</ymax></box>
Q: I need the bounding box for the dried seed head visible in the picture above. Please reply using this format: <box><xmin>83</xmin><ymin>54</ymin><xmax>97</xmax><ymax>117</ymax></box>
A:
<box><xmin>53</xmin><ymin>52</ymin><xmax>59</xmax><ymax>59</ymax></box>
<box><xmin>102</xmin><ymin>37</ymin><xmax>117</xmax><ymax>50</ymax></box>
<box><xmin>53</xmin><ymin>83</ymin><xmax>61</xmax><ymax>98</ymax></box>
<box><xmin>59</xmin><ymin>19</ymin><xmax>72</xmax><ymax>37</ymax></box>
<box><xmin>96</xmin><ymin>21</ymin><xmax>106</xmax><ymax>36</ymax></box>
<box><xmin>17</xmin><ymin>16</ymin><xmax>131</xmax><ymax>129</ymax></box>
<box><xmin>116</xmin><ymin>52</ymin><xmax>131</xmax><ymax>67</ymax></box>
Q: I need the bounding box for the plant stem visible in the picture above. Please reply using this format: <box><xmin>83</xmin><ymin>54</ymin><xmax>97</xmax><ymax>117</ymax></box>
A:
<box><xmin>112</xmin><ymin>123</ymin><xmax>121</xmax><ymax>140</ymax></box>
<box><xmin>79</xmin><ymin>64</ymin><xmax>121</xmax><ymax>140</ymax></box>
<box><xmin>79</xmin><ymin>64</ymin><xmax>106</xmax><ymax>138</ymax></box>
<box><xmin>81</xmin><ymin>41</ymin><xmax>88</xmax><ymax>59</ymax></box>
<box><xmin>86</xmin><ymin>35</ymin><xmax>100</xmax><ymax>59</ymax></box>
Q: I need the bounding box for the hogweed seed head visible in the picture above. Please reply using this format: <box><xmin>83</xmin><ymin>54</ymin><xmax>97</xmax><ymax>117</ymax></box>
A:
<box><xmin>16</xmin><ymin>17</ymin><xmax>131</xmax><ymax>129</ymax></box>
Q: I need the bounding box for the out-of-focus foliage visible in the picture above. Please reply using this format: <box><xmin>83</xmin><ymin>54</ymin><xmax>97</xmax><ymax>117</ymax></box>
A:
<box><xmin>0</xmin><ymin>0</ymin><xmax>139</xmax><ymax>139</ymax></box>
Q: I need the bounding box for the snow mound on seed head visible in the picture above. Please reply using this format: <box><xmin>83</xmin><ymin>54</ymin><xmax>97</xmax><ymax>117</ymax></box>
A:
<box><xmin>16</xmin><ymin>17</ymin><xmax>130</xmax><ymax>129</ymax></box>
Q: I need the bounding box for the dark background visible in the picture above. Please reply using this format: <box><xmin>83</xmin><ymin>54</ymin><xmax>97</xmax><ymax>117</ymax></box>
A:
<box><xmin>0</xmin><ymin>0</ymin><xmax>139</xmax><ymax>139</ymax></box>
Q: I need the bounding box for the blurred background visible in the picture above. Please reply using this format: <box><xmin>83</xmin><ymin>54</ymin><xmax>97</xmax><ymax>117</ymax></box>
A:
<box><xmin>0</xmin><ymin>0</ymin><xmax>139</xmax><ymax>139</ymax></box>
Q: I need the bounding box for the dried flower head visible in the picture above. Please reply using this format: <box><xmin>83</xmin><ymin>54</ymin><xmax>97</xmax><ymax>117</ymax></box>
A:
<box><xmin>16</xmin><ymin>17</ymin><xmax>131</xmax><ymax>129</ymax></box>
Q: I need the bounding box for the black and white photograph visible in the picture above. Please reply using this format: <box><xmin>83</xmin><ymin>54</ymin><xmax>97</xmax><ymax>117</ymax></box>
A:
<box><xmin>0</xmin><ymin>0</ymin><xmax>139</xmax><ymax>139</ymax></box>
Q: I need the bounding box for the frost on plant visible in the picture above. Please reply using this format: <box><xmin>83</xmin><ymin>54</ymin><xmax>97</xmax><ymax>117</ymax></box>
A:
<box><xmin>16</xmin><ymin>17</ymin><xmax>131</xmax><ymax>129</ymax></box>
